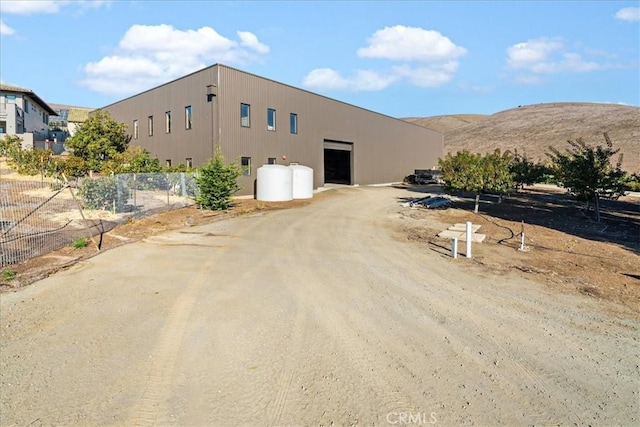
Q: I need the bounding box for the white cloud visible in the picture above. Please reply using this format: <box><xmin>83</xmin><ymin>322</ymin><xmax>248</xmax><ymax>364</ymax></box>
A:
<box><xmin>506</xmin><ymin>37</ymin><xmax>605</xmax><ymax>76</ymax></box>
<box><xmin>457</xmin><ymin>82</ymin><xmax>495</xmax><ymax>95</ymax></box>
<box><xmin>615</xmin><ymin>7</ymin><xmax>640</xmax><ymax>21</ymax></box>
<box><xmin>506</xmin><ymin>38</ymin><xmax>564</xmax><ymax>69</ymax></box>
<box><xmin>303</xmin><ymin>63</ymin><xmax>460</xmax><ymax>92</ymax></box>
<box><xmin>238</xmin><ymin>31</ymin><xmax>270</xmax><ymax>54</ymax></box>
<box><xmin>0</xmin><ymin>0</ymin><xmax>110</xmax><ymax>15</ymax></box>
<box><xmin>0</xmin><ymin>0</ymin><xmax>66</xmax><ymax>14</ymax></box>
<box><xmin>357</xmin><ymin>25</ymin><xmax>467</xmax><ymax>62</ymax></box>
<box><xmin>304</xmin><ymin>25</ymin><xmax>466</xmax><ymax>92</ymax></box>
<box><xmin>392</xmin><ymin>63</ymin><xmax>459</xmax><ymax>88</ymax></box>
<box><xmin>303</xmin><ymin>68</ymin><xmax>397</xmax><ymax>91</ymax></box>
<box><xmin>531</xmin><ymin>53</ymin><xmax>601</xmax><ymax>73</ymax></box>
<box><xmin>0</xmin><ymin>19</ymin><xmax>15</xmax><ymax>36</ymax></box>
<box><xmin>80</xmin><ymin>24</ymin><xmax>270</xmax><ymax>95</ymax></box>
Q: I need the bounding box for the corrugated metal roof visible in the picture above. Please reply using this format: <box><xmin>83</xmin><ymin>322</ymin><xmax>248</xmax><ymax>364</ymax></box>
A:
<box><xmin>0</xmin><ymin>83</ymin><xmax>57</xmax><ymax>115</ymax></box>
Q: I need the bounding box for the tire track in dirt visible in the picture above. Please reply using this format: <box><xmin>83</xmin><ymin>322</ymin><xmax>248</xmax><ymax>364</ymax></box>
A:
<box><xmin>130</xmin><ymin>254</ymin><xmax>217</xmax><ymax>426</ymax></box>
<box><xmin>265</xmin><ymin>303</ymin><xmax>307</xmax><ymax>426</ymax></box>
<box><xmin>275</xmin><ymin>192</ymin><xmax>439</xmax><ymax>423</ymax></box>
<box><xmin>128</xmin><ymin>220</ymin><xmax>264</xmax><ymax>426</ymax></box>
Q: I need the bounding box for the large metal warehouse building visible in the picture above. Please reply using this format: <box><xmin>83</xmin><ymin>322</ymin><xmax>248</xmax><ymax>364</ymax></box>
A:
<box><xmin>103</xmin><ymin>64</ymin><xmax>442</xmax><ymax>196</ymax></box>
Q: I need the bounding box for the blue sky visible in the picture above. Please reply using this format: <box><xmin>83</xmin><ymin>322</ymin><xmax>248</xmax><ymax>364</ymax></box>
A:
<box><xmin>1</xmin><ymin>0</ymin><xmax>638</xmax><ymax>118</ymax></box>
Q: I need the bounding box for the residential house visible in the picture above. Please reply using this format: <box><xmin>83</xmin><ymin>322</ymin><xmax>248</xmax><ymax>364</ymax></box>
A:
<box><xmin>0</xmin><ymin>84</ymin><xmax>57</xmax><ymax>150</ymax></box>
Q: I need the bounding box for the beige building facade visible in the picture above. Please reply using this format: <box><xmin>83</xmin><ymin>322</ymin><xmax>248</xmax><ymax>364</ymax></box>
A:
<box><xmin>103</xmin><ymin>64</ymin><xmax>442</xmax><ymax>195</ymax></box>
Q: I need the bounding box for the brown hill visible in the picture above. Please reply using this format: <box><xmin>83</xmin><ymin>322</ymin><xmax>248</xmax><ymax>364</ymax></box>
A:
<box><xmin>404</xmin><ymin>114</ymin><xmax>487</xmax><ymax>133</ymax></box>
<box><xmin>405</xmin><ymin>103</ymin><xmax>640</xmax><ymax>173</ymax></box>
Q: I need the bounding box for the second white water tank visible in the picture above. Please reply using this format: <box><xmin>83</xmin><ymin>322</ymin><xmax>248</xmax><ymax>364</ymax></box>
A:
<box><xmin>289</xmin><ymin>164</ymin><xmax>314</xmax><ymax>199</ymax></box>
<box><xmin>256</xmin><ymin>164</ymin><xmax>293</xmax><ymax>201</ymax></box>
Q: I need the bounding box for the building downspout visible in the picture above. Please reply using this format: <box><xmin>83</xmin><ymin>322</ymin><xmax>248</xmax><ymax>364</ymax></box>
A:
<box><xmin>216</xmin><ymin>66</ymin><xmax>221</xmax><ymax>154</ymax></box>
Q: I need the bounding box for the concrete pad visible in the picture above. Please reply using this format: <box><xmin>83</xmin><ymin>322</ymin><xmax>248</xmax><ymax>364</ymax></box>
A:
<box><xmin>449</xmin><ymin>223</ymin><xmax>481</xmax><ymax>232</ymax></box>
<box><xmin>437</xmin><ymin>230</ymin><xmax>486</xmax><ymax>242</ymax></box>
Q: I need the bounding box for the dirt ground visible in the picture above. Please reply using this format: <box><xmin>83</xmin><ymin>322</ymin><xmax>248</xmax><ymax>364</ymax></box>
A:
<box><xmin>3</xmin><ymin>184</ymin><xmax>638</xmax><ymax>313</ymax></box>
<box><xmin>1</xmin><ymin>185</ymin><xmax>639</xmax><ymax>426</ymax></box>
<box><xmin>396</xmin><ymin>184</ymin><xmax>640</xmax><ymax>313</ymax></box>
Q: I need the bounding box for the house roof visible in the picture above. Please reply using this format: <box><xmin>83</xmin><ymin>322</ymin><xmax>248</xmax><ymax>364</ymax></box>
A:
<box><xmin>0</xmin><ymin>83</ymin><xmax>58</xmax><ymax>115</ymax></box>
<box><xmin>48</xmin><ymin>103</ymin><xmax>94</xmax><ymax>123</ymax></box>
<box><xmin>67</xmin><ymin>107</ymin><xmax>92</xmax><ymax>122</ymax></box>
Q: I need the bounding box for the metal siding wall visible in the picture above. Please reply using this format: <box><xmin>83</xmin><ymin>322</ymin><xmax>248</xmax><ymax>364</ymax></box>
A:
<box><xmin>104</xmin><ymin>66</ymin><xmax>219</xmax><ymax>167</ymax></box>
<box><xmin>217</xmin><ymin>65</ymin><xmax>442</xmax><ymax>194</ymax></box>
<box><xmin>217</xmin><ymin>66</ymin><xmax>323</xmax><ymax>193</ymax></box>
<box><xmin>104</xmin><ymin>64</ymin><xmax>442</xmax><ymax>196</ymax></box>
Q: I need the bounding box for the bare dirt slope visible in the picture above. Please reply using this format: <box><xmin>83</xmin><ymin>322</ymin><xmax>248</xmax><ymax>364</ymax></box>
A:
<box><xmin>403</xmin><ymin>114</ymin><xmax>487</xmax><ymax>133</ymax></box>
<box><xmin>1</xmin><ymin>186</ymin><xmax>638</xmax><ymax>426</ymax></box>
<box><xmin>405</xmin><ymin>103</ymin><xmax>640</xmax><ymax>173</ymax></box>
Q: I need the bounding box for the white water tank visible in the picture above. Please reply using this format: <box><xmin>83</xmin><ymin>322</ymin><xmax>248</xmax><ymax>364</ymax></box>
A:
<box><xmin>289</xmin><ymin>164</ymin><xmax>314</xmax><ymax>199</ymax></box>
<box><xmin>257</xmin><ymin>164</ymin><xmax>293</xmax><ymax>201</ymax></box>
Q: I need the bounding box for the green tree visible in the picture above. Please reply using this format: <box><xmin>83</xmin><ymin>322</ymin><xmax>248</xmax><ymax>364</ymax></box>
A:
<box><xmin>483</xmin><ymin>149</ymin><xmax>515</xmax><ymax>203</ymax></box>
<box><xmin>65</xmin><ymin>110</ymin><xmax>130</xmax><ymax>172</ymax></box>
<box><xmin>547</xmin><ymin>133</ymin><xmax>627</xmax><ymax>222</ymax></box>
<box><xmin>625</xmin><ymin>172</ymin><xmax>640</xmax><ymax>192</ymax></box>
<box><xmin>439</xmin><ymin>149</ymin><xmax>514</xmax><ymax>213</ymax></box>
<box><xmin>0</xmin><ymin>135</ymin><xmax>22</xmax><ymax>159</ymax></box>
<box><xmin>439</xmin><ymin>150</ymin><xmax>484</xmax><ymax>212</ymax></box>
<box><xmin>100</xmin><ymin>146</ymin><xmax>162</xmax><ymax>175</ymax></box>
<box><xmin>59</xmin><ymin>155</ymin><xmax>90</xmax><ymax>178</ymax></box>
<box><xmin>510</xmin><ymin>150</ymin><xmax>549</xmax><ymax>190</ymax></box>
<box><xmin>8</xmin><ymin>146</ymin><xmax>54</xmax><ymax>177</ymax></box>
<box><xmin>194</xmin><ymin>148</ymin><xmax>242</xmax><ymax>210</ymax></box>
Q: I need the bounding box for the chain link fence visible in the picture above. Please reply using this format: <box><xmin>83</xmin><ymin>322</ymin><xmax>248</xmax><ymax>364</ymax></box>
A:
<box><xmin>1</xmin><ymin>172</ymin><xmax>197</xmax><ymax>267</ymax></box>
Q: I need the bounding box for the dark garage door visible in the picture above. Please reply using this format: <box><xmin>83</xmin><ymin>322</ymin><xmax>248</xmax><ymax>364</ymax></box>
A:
<box><xmin>324</xmin><ymin>141</ymin><xmax>352</xmax><ymax>185</ymax></box>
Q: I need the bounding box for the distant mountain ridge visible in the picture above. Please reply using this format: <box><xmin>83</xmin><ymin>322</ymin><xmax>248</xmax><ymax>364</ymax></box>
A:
<box><xmin>404</xmin><ymin>103</ymin><xmax>639</xmax><ymax>173</ymax></box>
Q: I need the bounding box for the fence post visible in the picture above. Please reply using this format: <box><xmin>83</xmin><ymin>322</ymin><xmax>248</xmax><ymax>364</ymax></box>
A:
<box><xmin>466</xmin><ymin>221</ymin><xmax>472</xmax><ymax>258</ymax></box>
<box><xmin>166</xmin><ymin>173</ymin><xmax>170</xmax><ymax>208</ymax></box>
<box><xmin>133</xmin><ymin>173</ymin><xmax>137</xmax><ymax>212</ymax></box>
<box><xmin>451</xmin><ymin>237</ymin><xmax>458</xmax><ymax>259</ymax></box>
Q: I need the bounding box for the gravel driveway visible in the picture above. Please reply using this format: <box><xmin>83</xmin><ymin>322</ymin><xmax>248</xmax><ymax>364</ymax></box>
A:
<box><xmin>1</xmin><ymin>186</ymin><xmax>638</xmax><ymax>426</ymax></box>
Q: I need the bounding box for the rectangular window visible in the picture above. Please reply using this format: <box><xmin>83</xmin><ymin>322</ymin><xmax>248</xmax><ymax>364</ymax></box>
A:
<box><xmin>133</xmin><ymin>120</ymin><xmax>139</xmax><ymax>139</ymax></box>
<box><xmin>185</xmin><ymin>105</ymin><xmax>192</xmax><ymax>130</ymax></box>
<box><xmin>267</xmin><ymin>108</ymin><xmax>276</xmax><ymax>131</ymax></box>
<box><xmin>240</xmin><ymin>103</ymin><xmax>250</xmax><ymax>127</ymax></box>
<box><xmin>267</xmin><ymin>157</ymin><xmax>277</xmax><ymax>165</ymax></box>
<box><xmin>241</xmin><ymin>156</ymin><xmax>251</xmax><ymax>176</ymax></box>
<box><xmin>6</xmin><ymin>95</ymin><xmax>15</xmax><ymax>103</ymax></box>
<box><xmin>185</xmin><ymin>158</ymin><xmax>193</xmax><ymax>168</ymax></box>
<box><xmin>25</xmin><ymin>102</ymin><xmax>29</xmax><ymax>113</ymax></box>
<box><xmin>148</xmin><ymin>116</ymin><xmax>153</xmax><ymax>136</ymax></box>
<box><xmin>290</xmin><ymin>113</ymin><xmax>298</xmax><ymax>134</ymax></box>
<box><xmin>165</xmin><ymin>111</ymin><xmax>171</xmax><ymax>133</ymax></box>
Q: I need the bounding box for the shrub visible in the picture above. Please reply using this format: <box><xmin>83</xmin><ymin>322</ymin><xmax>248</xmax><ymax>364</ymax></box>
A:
<box><xmin>78</xmin><ymin>176</ymin><xmax>130</xmax><ymax>212</ymax></box>
<box><xmin>72</xmin><ymin>237</ymin><xmax>89</xmax><ymax>249</ymax></box>
<box><xmin>194</xmin><ymin>148</ymin><xmax>242</xmax><ymax>210</ymax></box>
<box><xmin>2</xmin><ymin>268</ymin><xmax>16</xmax><ymax>282</ymax></box>
<box><xmin>60</xmin><ymin>155</ymin><xmax>90</xmax><ymax>178</ymax></box>
<box><xmin>624</xmin><ymin>173</ymin><xmax>640</xmax><ymax>192</ymax></box>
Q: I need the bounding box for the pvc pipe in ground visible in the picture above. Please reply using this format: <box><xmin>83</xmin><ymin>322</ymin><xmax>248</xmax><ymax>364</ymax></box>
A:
<box><xmin>466</xmin><ymin>221</ymin><xmax>472</xmax><ymax>258</ymax></box>
<box><xmin>451</xmin><ymin>237</ymin><xmax>458</xmax><ymax>259</ymax></box>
